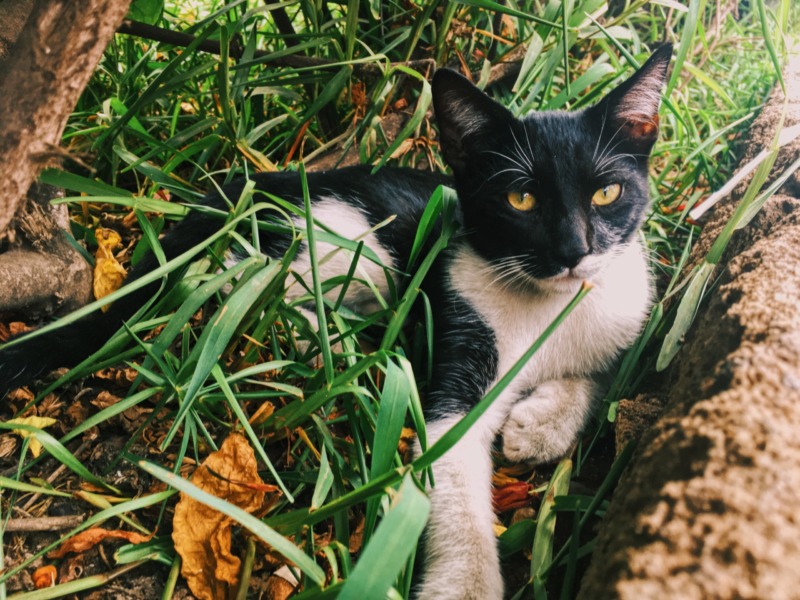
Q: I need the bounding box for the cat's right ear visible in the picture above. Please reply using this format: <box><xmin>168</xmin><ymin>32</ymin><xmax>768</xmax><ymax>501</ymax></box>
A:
<box><xmin>433</xmin><ymin>69</ymin><xmax>515</xmax><ymax>171</ymax></box>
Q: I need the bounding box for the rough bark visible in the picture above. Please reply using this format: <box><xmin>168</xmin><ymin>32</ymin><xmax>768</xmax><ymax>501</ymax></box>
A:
<box><xmin>578</xmin><ymin>48</ymin><xmax>800</xmax><ymax>600</ymax></box>
<box><xmin>0</xmin><ymin>0</ymin><xmax>132</xmax><ymax>235</ymax></box>
<box><xmin>0</xmin><ymin>184</ymin><xmax>93</xmax><ymax>319</ymax></box>
<box><xmin>0</xmin><ymin>0</ymin><xmax>34</xmax><ymax>60</ymax></box>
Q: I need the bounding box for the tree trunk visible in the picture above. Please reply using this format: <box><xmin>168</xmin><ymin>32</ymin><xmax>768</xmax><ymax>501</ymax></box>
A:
<box><xmin>0</xmin><ymin>0</ymin><xmax>132</xmax><ymax>235</ymax></box>
<box><xmin>0</xmin><ymin>0</ymin><xmax>132</xmax><ymax>319</ymax></box>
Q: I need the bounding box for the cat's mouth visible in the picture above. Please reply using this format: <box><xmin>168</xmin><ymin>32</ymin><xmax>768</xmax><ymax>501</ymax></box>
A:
<box><xmin>538</xmin><ymin>260</ymin><xmax>602</xmax><ymax>292</ymax></box>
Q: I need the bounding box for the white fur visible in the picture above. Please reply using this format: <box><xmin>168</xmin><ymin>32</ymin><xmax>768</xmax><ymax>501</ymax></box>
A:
<box><xmin>418</xmin><ymin>240</ymin><xmax>651</xmax><ymax>600</ymax></box>
<box><xmin>416</xmin><ymin>417</ymin><xmax>504</xmax><ymax>600</ymax></box>
<box><xmin>285</xmin><ymin>197</ymin><xmax>396</xmax><ymax>312</ymax></box>
<box><xmin>502</xmin><ymin>377</ymin><xmax>598</xmax><ymax>462</ymax></box>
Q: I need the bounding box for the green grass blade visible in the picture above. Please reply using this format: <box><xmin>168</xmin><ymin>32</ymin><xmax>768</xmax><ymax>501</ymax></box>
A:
<box><xmin>530</xmin><ymin>459</ymin><xmax>572</xmax><ymax>582</ymax></box>
<box><xmin>0</xmin><ymin>424</ymin><xmax>120</xmax><ymax>494</ymax></box>
<box><xmin>337</xmin><ymin>473</ymin><xmax>429</xmax><ymax>600</ymax></box>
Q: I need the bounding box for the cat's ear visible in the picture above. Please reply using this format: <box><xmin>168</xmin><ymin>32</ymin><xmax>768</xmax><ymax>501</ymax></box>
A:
<box><xmin>592</xmin><ymin>44</ymin><xmax>672</xmax><ymax>147</ymax></box>
<box><xmin>433</xmin><ymin>69</ymin><xmax>515</xmax><ymax>171</ymax></box>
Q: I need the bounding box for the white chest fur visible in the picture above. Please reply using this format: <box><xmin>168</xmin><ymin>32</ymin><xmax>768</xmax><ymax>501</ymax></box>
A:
<box><xmin>449</xmin><ymin>241</ymin><xmax>652</xmax><ymax>388</ymax></box>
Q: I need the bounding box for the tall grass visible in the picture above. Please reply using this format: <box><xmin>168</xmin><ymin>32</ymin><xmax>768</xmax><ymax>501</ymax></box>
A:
<box><xmin>1</xmin><ymin>0</ymin><xmax>795</xmax><ymax>598</ymax></box>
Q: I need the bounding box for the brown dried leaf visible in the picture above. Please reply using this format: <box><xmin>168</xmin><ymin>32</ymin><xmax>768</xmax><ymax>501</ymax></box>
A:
<box><xmin>32</xmin><ymin>565</ymin><xmax>57</xmax><ymax>588</ymax></box>
<box><xmin>48</xmin><ymin>527</ymin><xmax>153</xmax><ymax>558</ymax></box>
<box><xmin>0</xmin><ymin>434</ymin><xmax>18</xmax><ymax>458</ymax></box>
<box><xmin>493</xmin><ymin>481</ymin><xmax>534</xmax><ymax>513</ymax></box>
<box><xmin>389</xmin><ymin>138</ymin><xmax>415</xmax><ymax>160</ymax></box>
<box><xmin>172</xmin><ymin>434</ymin><xmax>271</xmax><ymax>600</ymax></box>
<box><xmin>248</xmin><ymin>401</ymin><xmax>275</xmax><ymax>426</ymax></box>
<box><xmin>90</xmin><ymin>390</ymin><xmax>122</xmax><ymax>410</ymax></box>
<box><xmin>5</xmin><ymin>387</ymin><xmax>34</xmax><ymax>403</ymax></box>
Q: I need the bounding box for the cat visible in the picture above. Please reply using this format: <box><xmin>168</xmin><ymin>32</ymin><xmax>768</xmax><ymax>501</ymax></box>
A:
<box><xmin>0</xmin><ymin>44</ymin><xmax>672</xmax><ymax>599</ymax></box>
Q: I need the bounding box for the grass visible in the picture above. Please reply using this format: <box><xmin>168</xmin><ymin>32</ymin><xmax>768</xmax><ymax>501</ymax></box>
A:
<box><xmin>0</xmin><ymin>0</ymin><xmax>796</xmax><ymax>598</ymax></box>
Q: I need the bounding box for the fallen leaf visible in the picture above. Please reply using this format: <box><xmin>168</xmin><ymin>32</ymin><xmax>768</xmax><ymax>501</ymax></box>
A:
<box><xmin>389</xmin><ymin>138</ymin><xmax>415</xmax><ymax>160</ymax></box>
<box><xmin>93</xmin><ymin>228</ymin><xmax>127</xmax><ymax>310</ymax></box>
<box><xmin>493</xmin><ymin>481</ymin><xmax>534</xmax><ymax>513</ymax></box>
<box><xmin>173</xmin><ymin>433</ymin><xmax>275</xmax><ymax>600</ymax></box>
<box><xmin>48</xmin><ymin>527</ymin><xmax>153</xmax><ymax>558</ymax></box>
<box><xmin>248</xmin><ymin>401</ymin><xmax>275</xmax><ymax>426</ymax></box>
<box><xmin>0</xmin><ymin>434</ymin><xmax>18</xmax><ymax>458</ymax></box>
<box><xmin>32</xmin><ymin>565</ymin><xmax>57</xmax><ymax>588</ymax></box>
<box><xmin>5</xmin><ymin>387</ymin><xmax>34</xmax><ymax>403</ymax></box>
<box><xmin>4</xmin><ymin>416</ymin><xmax>57</xmax><ymax>457</ymax></box>
<box><xmin>90</xmin><ymin>390</ymin><xmax>122</xmax><ymax>410</ymax></box>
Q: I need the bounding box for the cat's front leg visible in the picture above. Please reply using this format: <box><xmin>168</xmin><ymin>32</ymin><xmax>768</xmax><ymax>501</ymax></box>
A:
<box><xmin>502</xmin><ymin>377</ymin><xmax>600</xmax><ymax>464</ymax></box>
<box><xmin>416</xmin><ymin>415</ymin><xmax>504</xmax><ymax>600</ymax></box>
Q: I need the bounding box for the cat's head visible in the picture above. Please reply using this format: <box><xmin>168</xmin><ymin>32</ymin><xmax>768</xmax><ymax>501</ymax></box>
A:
<box><xmin>432</xmin><ymin>45</ymin><xmax>672</xmax><ymax>291</ymax></box>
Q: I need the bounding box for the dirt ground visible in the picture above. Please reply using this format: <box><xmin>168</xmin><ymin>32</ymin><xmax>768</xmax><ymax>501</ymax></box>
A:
<box><xmin>578</xmin><ymin>48</ymin><xmax>800</xmax><ymax>599</ymax></box>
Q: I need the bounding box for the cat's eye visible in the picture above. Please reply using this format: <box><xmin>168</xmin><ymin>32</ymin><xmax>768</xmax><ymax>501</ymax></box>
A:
<box><xmin>507</xmin><ymin>191</ymin><xmax>536</xmax><ymax>212</ymax></box>
<box><xmin>592</xmin><ymin>183</ymin><xmax>622</xmax><ymax>206</ymax></box>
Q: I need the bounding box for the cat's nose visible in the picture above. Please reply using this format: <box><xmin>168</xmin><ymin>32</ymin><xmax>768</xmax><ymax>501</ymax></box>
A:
<box><xmin>555</xmin><ymin>244</ymin><xmax>589</xmax><ymax>269</ymax></box>
<box><xmin>560</xmin><ymin>252</ymin><xmax>587</xmax><ymax>269</ymax></box>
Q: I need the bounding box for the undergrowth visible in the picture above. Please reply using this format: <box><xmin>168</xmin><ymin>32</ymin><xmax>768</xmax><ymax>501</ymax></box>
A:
<box><xmin>0</xmin><ymin>0</ymin><xmax>796</xmax><ymax>598</ymax></box>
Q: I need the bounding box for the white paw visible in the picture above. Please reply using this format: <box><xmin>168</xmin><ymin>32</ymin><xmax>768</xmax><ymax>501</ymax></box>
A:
<box><xmin>417</xmin><ymin>561</ymin><xmax>503</xmax><ymax>600</ymax></box>
<box><xmin>501</xmin><ymin>383</ymin><xmax>581</xmax><ymax>464</ymax></box>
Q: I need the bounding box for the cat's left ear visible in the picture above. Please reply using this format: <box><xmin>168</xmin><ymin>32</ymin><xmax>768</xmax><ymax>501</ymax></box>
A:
<box><xmin>591</xmin><ymin>43</ymin><xmax>673</xmax><ymax>148</ymax></box>
<box><xmin>433</xmin><ymin>69</ymin><xmax>515</xmax><ymax>171</ymax></box>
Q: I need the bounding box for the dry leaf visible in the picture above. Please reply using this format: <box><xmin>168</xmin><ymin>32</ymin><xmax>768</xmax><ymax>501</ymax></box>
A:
<box><xmin>172</xmin><ymin>433</ymin><xmax>273</xmax><ymax>600</ymax></box>
<box><xmin>48</xmin><ymin>527</ymin><xmax>153</xmax><ymax>558</ymax></box>
<box><xmin>248</xmin><ymin>401</ymin><xmax>275</xmax><ymax>426</ymax></box>
<box><xmin>389</xmin><ymin>138</ymin><xmax>415</xmax><ymax>160</ymax></box>
<box><xmin>32</xmin><ymin>565</ymin><xmax>57</xmax><ymax>588</ymax></box>
<box><xmin>93</xmin><ymin>228</ymin><xmax>127</xmax><ymax>310</ymax></box>
<box><xmin>493</xmin><ymin>481</ymin><xmax>533</xmax><ymax>513</ymax></box>
<box><xmin>90</xmin><ymin>390</ymin><xmax>122</xmax><ymax>410</ymax></box>
<box><xmin>5</xmin><ymin>387</ymin><xmax>34</xmax><ymax>403</ymax></box>
<box><xmin>5</xmin><ymin>416</ymin><xmax>57</xmax><ymax>457</ymax></box>
<box><xmin>0</xmin><ymin>434</ymin><xmax>18</xmax><ymax>458</ymax></box>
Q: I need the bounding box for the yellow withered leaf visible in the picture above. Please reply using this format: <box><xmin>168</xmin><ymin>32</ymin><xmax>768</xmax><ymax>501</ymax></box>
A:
<box><xmin>5</xmin><ymin>416</ymin><xmax>57</xmax><ymax>457</ymax></box>
<box><xmin>93</xmin><ymin>228</ymin><xmax>127</xmax><ymax>311</ymax></box>
<box><xmin>172</xmin><ymin>434</ymin><xmax>273</xmax><ymax>600</ymax></box>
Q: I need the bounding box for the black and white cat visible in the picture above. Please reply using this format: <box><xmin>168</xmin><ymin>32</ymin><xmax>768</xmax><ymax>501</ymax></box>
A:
<box><xmin>0</xmin><ymin>44</ymin><xmax>671</xmax><ymax>599</ymax></box>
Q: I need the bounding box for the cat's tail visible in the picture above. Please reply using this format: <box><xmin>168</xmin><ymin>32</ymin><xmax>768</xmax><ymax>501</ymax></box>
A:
<box><xmin>0</xmin><ymin>188</ymin><xmax>233</xmax><ymax>397</ymax></box>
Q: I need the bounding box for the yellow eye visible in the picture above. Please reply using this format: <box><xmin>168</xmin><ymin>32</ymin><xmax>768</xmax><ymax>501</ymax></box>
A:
<box><xmin>592</xmin><ymin>183</ymin><xmax>621</xmax><ymax>206</ymax></box>
<box><xmin>507</xmin><ymin>191</ymin><xmax>536</xmax><ymax>212</ymax></box>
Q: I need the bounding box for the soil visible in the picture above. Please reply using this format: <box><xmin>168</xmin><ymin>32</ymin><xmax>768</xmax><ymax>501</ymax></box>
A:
<box><xmin>578</xmin><ymin>47</ymin><xmax>800</xmax><ymax>599</ymax></box>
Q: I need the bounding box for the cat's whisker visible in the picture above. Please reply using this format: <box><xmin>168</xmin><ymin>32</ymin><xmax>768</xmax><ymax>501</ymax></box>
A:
<box><xmin>485</xmin><ymin>149</ymin><xmax>530</xmax><ymax>174</ymax></box>
<box><xmin>593</xmin><ymin>122</ymin><xmax>629</xmax><ymax>173</ymax></box>
<box><xmin>510</xmin><ymin>126</ymin><xmax>534</xmax><ymax>171</ymax></box>
<box><xmin>592</xmin><ymin>111</ymin><xmax>609</xmax><ymax>164</ymax></box>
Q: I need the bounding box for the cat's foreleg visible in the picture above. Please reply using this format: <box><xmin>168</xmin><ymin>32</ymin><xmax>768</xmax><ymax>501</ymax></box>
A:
<box><xmin>501</xmin><ymin>377</ymin><xmax>601</xmax><ymax>464</ymax></box>
<box><xmin>416</xmin><ymin>413</ymin><xmax>505</xmax><ymax>600</ymax></box>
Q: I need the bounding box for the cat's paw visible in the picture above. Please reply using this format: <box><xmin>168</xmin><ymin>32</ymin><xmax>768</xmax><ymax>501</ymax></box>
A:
<box><xmin>501</xmin><ymin>381</ymin><xmax>581</xmax><ymax>464</ymax></box>
<box><xmin>417</xmin><ymin>561</ymin><xmax>503</xmax><ymax>600</ymax></box>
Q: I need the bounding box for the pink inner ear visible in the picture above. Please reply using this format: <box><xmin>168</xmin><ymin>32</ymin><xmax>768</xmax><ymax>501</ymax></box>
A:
<box><xmin>623</xmin><ymin>115</ymin><xmax>659</xmax><ymax>141</ymax></box>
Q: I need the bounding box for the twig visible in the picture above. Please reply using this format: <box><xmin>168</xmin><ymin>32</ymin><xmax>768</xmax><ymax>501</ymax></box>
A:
<box><xmin>117</xmin><ymin>19</ymin><xmax>436</xmax><ymax>78</ymax></box>
<box><xmin>4</xmin><ymin>514</ymin><xmax>85</xmax><ymax>532</ymax></box>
